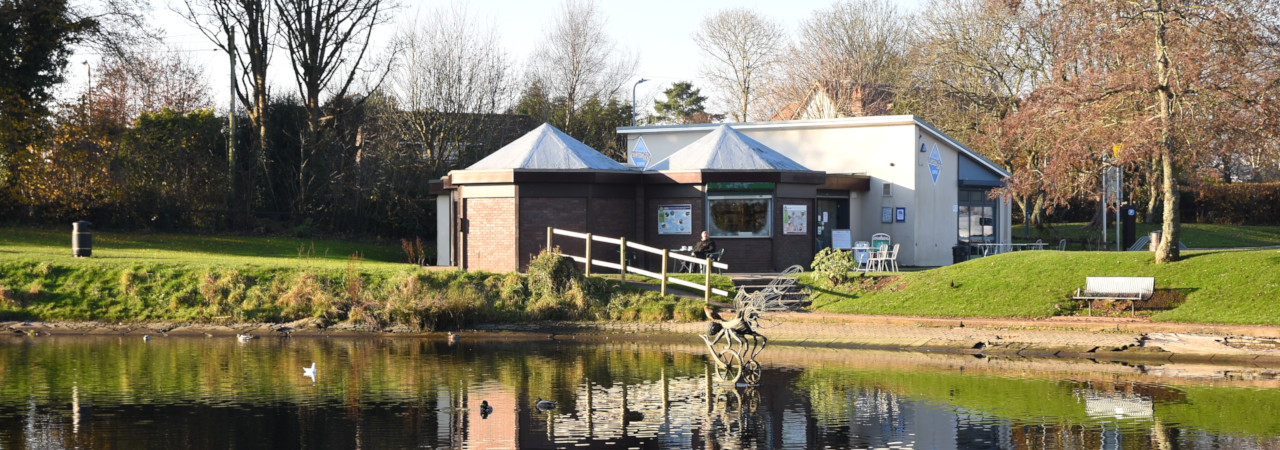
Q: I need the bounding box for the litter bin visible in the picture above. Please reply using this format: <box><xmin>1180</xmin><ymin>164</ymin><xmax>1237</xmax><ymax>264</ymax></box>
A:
<box><xmin>73</xmin><ymin>221</ymin><xmax>93</xmax><ymax>257</ymax></box>
<box><xmin>952</xmin><ymin>244</ymin><xmax>969</xmax><ymax>264</ymax></box>
<box><xmin>1149</xmin><ymin>230</ymin><xmax>1162</xmax><ymax>252</ymax></box>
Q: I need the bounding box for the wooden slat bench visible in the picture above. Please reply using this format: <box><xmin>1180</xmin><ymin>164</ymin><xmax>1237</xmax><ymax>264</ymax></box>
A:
<box><xmin>1072</xmin><ymin>276</ymin><xmax>1155</xmax><ymax>315</ymax></box>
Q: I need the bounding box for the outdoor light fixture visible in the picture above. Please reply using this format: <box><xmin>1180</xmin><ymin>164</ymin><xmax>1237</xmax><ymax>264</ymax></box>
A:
<box><xmin>632</xmin><ymin>78</ymin><xmax>649</xmax><ymax>126</ymax></box>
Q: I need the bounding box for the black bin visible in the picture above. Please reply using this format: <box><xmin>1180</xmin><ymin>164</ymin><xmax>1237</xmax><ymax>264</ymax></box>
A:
<box><xmin>952</xmin><ymin>244</ymin><xmax>969</xmax><ymax>264</ymax></box>
<box><xmin>1121</xmin><ymin>204</ymin><xmax>1137</xmax><ymax>250</ymax></box>
<box><xmin>73</xmin><ymin>221</ymin><xmax>92</xmax><ymax>257</ymax></box>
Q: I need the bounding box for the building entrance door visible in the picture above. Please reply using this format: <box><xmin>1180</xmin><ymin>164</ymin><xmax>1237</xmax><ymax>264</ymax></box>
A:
<box><xmin>816</xmin><ymin>198</ymin><xmax>849</xmax><ymax>251</ymax></box>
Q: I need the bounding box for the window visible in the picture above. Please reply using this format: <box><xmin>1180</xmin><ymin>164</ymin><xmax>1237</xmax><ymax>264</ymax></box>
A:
<box><xmin>707</xmin><ymin>194</ymin><xmax>772</xmax><ymax>237</ymax></box>
<box><xmin>958</xmin><ymin>189</ymin><xmax>996</xmax><ymax>243</ymax></box>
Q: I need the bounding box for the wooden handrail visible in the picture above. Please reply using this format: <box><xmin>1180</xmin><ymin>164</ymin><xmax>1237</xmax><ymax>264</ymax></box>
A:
<box><xmin>547</xmin><ymin>227</ymin><xmax>729</xmax><ymax>299</ymax></box>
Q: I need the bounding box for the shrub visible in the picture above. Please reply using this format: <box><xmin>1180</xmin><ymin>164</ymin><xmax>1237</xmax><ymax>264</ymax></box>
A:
<box><xmin>1191</xmin><ymin>183</ymin><xmax>1280</xmax><ymax>225</ymax></box>
<box><xmin>527</xmin><ymin>248</ymin><xmax>583</xmax><ymax>299</ymax></box>
<box><xmin>810</xmin><ymin>247</ymin><xmax>856</xmax><ymax>287</ymax></box>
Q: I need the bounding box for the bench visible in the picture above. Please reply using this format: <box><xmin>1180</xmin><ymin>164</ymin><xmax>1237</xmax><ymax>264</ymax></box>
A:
<box><xmin>1072</xmin><ymin>276</ymin><xmax>1155</xmax><ymax>315</ymax></box>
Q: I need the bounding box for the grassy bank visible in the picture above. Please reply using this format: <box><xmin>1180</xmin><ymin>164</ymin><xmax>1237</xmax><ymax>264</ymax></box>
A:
<box><xmin>1017</xmin><ymin>222</ymin><xmax>1280</xmax><ymax>248</ymax></box>
<box><xmin>0</xmin><ymin>228</ymin><xmax>712</xmax><ymax>328</ymax></box>
<box><xmin>809</xmin><ymin>248</ymin><xmax>1280</xmax><ymax>325</ymax></box>
<box><xmin>4</xmin><ymin>227</ymin><xmax>1279</xmax><ymax>328</ymax></box>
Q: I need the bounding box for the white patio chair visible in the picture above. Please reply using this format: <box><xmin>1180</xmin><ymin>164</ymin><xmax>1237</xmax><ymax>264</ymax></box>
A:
<box><xmin>867</xmin><ymin>244</ymin><xmax>889</xmax><ymax>272</ymax></box>
<box><xmin>885</xmin><ymin>243</ymin><xmax>900</xmax><ymax>272</ymax></box>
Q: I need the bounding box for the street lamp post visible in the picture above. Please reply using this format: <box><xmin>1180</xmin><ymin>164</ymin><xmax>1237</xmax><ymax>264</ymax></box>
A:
<box><xmin>81</xmin><ymin>61</ymin><xmax>91</xmax><ymax>126</ymax></box>
<box><xmin>631</xmin><ymin>78</ymin><xmax>648</xmax><ymax>126</ymax></box>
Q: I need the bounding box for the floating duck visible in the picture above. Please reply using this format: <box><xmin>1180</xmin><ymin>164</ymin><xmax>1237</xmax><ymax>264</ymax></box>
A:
<box><xmin>236</xmin><ymin>334</ymin><xmax>254</xmax><ymax>343</ymax></box>
<box><xmin>447</xmin><ymin>332</ymin><xmax>460</xmax><ymax>345</ymax></box>
<box><xmin>480</xmin><ymin>400</ymin><xmax>493</xmax><ymax>416</ymax></box>
<box><xmin>534</xmin><ymin>397</ymin><xmax>557</xmax><ymax>411</ymax></box>
<box><xmin>303</xmin><ymin>362</ymin><xmax>316</xmax><ymax>380</ymax></box>
<box><xmin>142</xmin><ymin>334</ymin><xmax>151</xmax><ymax>342</ymax></box>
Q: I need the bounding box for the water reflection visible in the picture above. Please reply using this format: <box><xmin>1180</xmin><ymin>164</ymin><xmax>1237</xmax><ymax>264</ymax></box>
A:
<box><xmin>2</xmin><ymin>334</ymin><xmax>1280</xmax><ymax>449</ymax></box>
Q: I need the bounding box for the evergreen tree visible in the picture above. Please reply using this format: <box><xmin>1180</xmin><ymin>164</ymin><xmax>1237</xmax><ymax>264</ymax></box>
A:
<box><xmin>651</xmin><ymin>81</ymin><xmax>718</xmax><ymax>125</ymax></box>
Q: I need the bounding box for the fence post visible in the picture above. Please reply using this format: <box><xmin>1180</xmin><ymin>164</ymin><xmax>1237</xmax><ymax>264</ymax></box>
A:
<box><xmin>584</xmin><ymin>233</ymin><xmax>593</xmax><ymax>276</ymax></box>
<box><xmin>661</xmin><ymin>249</ymin><xmax>669</xmax><ymax>296</ymax></box>
<box><xmin>704</xmin><ymin>256</ymin><xmax>712</xmax><ymax>303</ymax></box>
<box><xmin>546</xmin><ymin>227</ymin><xmax>553</xmax><ymax>252</ymax></box>
<box><xmin>619</xmin><ymin>237</ymin><xmax>627</xmax><ymax>281</ymax></box>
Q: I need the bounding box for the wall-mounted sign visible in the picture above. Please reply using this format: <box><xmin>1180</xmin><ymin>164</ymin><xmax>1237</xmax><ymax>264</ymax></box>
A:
<box><xmin>658</xmin><ymin>204</ymin><xmax>692</xmax><ymax>235</ymax></box>
<box><xmin>928</xmin><ymin>143</ymin><xmax>943</xmax><ymax>185</ymax></box>
<box><xmin>783</xmin><ymin>204</ymin><xmax>807</xmax><ymax>235</ymax></box>
<box><xmin>895</xmin><ymin>207</ymin><xmax>906</xmax><ymax>223</ymax></box>
<box><xmin>630</xmin><ymin>137</ymin><xmax>651</xmax><ymax>168</ymax></box>
<box><xmin>881</xmin><ymin>207</ymin><xmax>893</xmax><ymax>223</ymax></box>
<box><xmin>832</xmin><ymin>229</ymin><xmax>852</xmax><ymax>250</ymax></box>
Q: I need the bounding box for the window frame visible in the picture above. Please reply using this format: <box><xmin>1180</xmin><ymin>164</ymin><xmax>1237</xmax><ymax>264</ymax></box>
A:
<box><xmin>705</xmin><ymin>193</ymin><xmax>774</xmax><ymax>238</ymax></box>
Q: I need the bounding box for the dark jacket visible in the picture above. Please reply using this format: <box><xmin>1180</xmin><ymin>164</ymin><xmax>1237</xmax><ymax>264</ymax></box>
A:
<box><xmin>692</xmin><ymin>238</ymin><xmax>717</xmax><ymax>257</ymax></box>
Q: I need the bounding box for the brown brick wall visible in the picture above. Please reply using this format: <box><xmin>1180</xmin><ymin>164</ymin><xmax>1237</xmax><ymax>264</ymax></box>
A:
<box><xmin>518</xmin><ymin>197</ymin><xmax>588</xmax><ymax>271</ymax></box>
<box><xmin>463</xmin><ymin>197</ymin><xmax>516</xmax><ymax>273</ymax></box>
<box><xmin>775</xmin><ymin>198</ymin><xmax>815</xmax><ymax>271</ymax></box>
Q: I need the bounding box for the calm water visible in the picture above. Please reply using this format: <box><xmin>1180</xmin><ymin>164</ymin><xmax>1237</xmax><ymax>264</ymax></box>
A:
<box><xmin>2</xmin><ymin>334</ymin><xmax>1279</xmax><ymax>449</ymax></box>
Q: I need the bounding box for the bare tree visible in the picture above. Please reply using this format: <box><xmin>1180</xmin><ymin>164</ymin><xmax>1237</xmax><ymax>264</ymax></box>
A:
<box><xmin>388</xmin><ymin>5</ymin><xmax>516</xmax><ymax>177</ymax></box>
<box><xmin>175</xmin><ymin>0</ymin><xmax>274</xmax><ymax>211</ymax></box>
<box><xmin>767</xmin><ymin>0</ymin><xmax>910</xmax><ymax>120</ymax></box>
<box><xmin>273</xmin><ymin>0</ymin><xmax>392</xmax><ymax>208</ymax></box>
<box><xmin>528</xmin><ymin>0</ymin><xmax>636</xmax><ymax>130</ymax></box>
<box><xmin>90</xmin><ymin>49</ymin><xmax>214</xmax><ymax>125</ymax></box>
<box><xmin>904</xmin><ymin>0</ymin><xmax>1055</xmax><ymax>225</ymax></box>
<box><xmin>692</xmin><ymin>7</ymin><xmax>784</xmax><ymax>122</ymax></box>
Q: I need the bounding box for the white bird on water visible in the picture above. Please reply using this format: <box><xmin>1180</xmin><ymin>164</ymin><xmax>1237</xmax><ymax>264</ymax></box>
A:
<box><xmin>303</xmin><ymin>362</ymin><xmax>316</xmax><ymax>381</ymax></box>
<box><xmin>236</xmin><ymin>334</ymin><xmax>254</xmax><ymax>343</ymax></box>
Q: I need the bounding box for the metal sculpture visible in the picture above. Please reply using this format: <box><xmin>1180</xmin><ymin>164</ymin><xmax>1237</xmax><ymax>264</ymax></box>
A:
<box><xmin>700</xmin><ymin>305</ymin><xmax>767</xmax><ymax>385</ymax></box>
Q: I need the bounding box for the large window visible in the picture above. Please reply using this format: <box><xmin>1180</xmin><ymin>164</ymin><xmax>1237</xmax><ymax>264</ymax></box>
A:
<box><xmin>707</xmin><ymin>194</ymin><xmax>772</xmax><ymax>237</ymax></box>
<box><xmin>958</xmin><ymin>189</ymin><xmax>996</xmax><ymax>243</ymax></box>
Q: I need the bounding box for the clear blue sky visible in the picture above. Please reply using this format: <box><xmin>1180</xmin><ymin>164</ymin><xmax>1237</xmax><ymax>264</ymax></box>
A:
<box><xmin>66</xmin><ymin>0</ymin><xmax>924</xmax><ymax>115</ymax></box>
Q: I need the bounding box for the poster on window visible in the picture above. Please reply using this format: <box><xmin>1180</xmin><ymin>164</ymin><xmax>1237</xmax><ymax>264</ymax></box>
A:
<box><xmin>658</xmin><ymin>204</ymin><xmax>692</xmax><ymax>235</ymax></box>
<box><xmin>783</xmin><ymin>204</ymin><xmax>807</xmax><ymax>235</ymax></box>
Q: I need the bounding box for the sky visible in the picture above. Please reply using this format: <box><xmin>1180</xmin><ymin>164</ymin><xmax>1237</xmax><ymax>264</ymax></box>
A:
<box><xmin>63</xmin><ymin>0</ymin><xmax>924</xmax><ymax>116</ymax></box>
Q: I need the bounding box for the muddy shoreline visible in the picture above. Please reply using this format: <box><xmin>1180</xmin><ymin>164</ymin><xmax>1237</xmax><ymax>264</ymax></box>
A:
<box><xmin>6</xmin><ymin>313</ymin><xmax>1280</xmax><ymax>366</ymax></box>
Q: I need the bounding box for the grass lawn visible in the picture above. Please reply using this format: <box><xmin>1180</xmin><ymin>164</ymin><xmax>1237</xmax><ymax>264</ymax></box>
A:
<box><xmin>0</xmin><ymin>227</ymin><xmax>407</xmax><ymax>270</ymax></box>
<box><xmin>808</xmin><ymin>248</ymin><xmax>1280</xmax><ymax>325</ymax></box>
<box><xmin>1017</xmin><ymin>222</ymin><xmax>1280</xmax><ymax>248</ymax></box>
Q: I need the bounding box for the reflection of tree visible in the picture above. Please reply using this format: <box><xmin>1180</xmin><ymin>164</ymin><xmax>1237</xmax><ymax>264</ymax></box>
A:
<box><xmin>710</xmin><ymin>199</ymin><xmax>769</xmax><ymax>234</ymax></box>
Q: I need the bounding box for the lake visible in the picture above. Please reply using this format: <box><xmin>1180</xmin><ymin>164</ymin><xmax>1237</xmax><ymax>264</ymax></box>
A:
<box><xmin>2</xmin><ymin>333</ymin><xmax>1279</xmax><ymax>449</ymax></box>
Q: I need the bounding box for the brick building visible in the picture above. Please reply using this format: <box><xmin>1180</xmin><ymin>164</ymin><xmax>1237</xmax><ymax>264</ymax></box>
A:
<box><xmin>436</xmin><ymin>124</ymin><xmax>846</xmax><ymax>273</ymax></box>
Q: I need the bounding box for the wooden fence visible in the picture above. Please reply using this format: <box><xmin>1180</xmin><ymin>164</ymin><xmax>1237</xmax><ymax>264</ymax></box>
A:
<box><xmin>546</xmin><ymin>227</ymin><xmax>729</xmax><ymax>302</ymax></box>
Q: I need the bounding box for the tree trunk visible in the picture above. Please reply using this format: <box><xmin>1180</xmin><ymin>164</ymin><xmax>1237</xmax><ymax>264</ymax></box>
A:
<box><xmin>1153</xmin><ymin>0</ymin><xmax>1180</xmax><ymax>263</ymax></box>
<box><xmin>1030</xmin><ymin>192</ymin><xmax>1046</xmax><ymax>226</ymax></box>
<box><xmin>1144</xmin><ymin>160</ymin><xmax>1160</xmax><ymax>224</ymax></box>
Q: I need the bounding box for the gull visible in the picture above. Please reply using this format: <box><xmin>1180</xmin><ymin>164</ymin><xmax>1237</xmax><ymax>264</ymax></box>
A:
<box><xmin>534</xmin><ymin>397</ymin><xmax>557</xmax><ymax>411</ymax></box>
<box><xmin>303</xmin><ymin>362</ymin><xmax>316</xmax><ymax>381</ymax></box>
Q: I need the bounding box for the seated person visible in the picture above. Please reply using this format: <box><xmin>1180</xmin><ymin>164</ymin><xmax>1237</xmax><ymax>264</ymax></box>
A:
<box><xmin>692</xmin><ymin>231</ymin><xmax>717</xmax><ymax>259</ymax></box>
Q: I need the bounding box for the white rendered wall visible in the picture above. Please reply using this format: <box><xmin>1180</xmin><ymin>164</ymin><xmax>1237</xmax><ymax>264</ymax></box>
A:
<box><xmin>624</xmin><ymin>117</ymin><xmax>1006</xmax><ymax>266</ymax></box>
<box><xmin>436</xmin><ymin>193</ymin><xmax>452</xmax><ymax>266</ymax></box>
